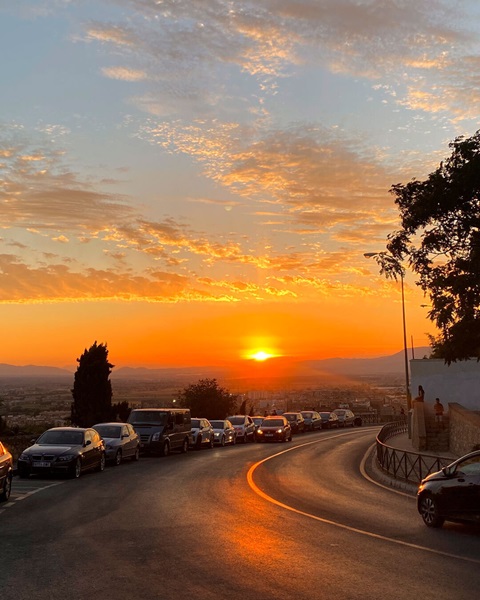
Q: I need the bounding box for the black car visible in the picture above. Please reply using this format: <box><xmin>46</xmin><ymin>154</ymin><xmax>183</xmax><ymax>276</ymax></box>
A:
<box><xmin>0</xmin><ymin>440</ymin><xmax>13</xmax><ymax>502</ymax></box>
<box><xmin>255</xmin><ymin>416</ymin><xmax>292</xmax><ymax>442</ymax></box>
<box><xmin>300</xmin><ymin>411</ymin><xmax>322</xmax><ymax>431</ymax></box>
<box><xmin>417</xmin><ymin>450</ymin><xmax>480</xmax><ymax>528</ymax></box>
<box><xmin>17</xmin><ymin>427</ymin><xmax>106</xmax><ymax>479</ymax></box>
<box><xmin>282</xmin><ymin>412</ymin><xmax>305</xmax><ymax>434</ymax></box>
<box><xmin>319</xmin><ymin>411</ymin><xmax>339</xmax><ymax>429</ymax></box>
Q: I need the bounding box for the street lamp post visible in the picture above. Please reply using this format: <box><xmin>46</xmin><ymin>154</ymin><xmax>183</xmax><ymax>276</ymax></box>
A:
<box><xmin>364</xmin><ymin>252</ymin><xmax>412</xmax><ymax>411</ymax></box>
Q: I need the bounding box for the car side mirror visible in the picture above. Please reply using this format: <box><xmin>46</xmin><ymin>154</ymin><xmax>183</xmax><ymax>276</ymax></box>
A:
<box><xmin>442</xmin><ymin>466</ymin><xmax>455</xmax><ymax>477</ymax></box>
<box><xmin>30</xmin><ymin>438</ymin><xmax>37</xmax><ymax>445</ymax></box>
<box><xmin>84</xmin><ymin>440</ymin><xmax>92</xmax><ymax>447</ymax></box>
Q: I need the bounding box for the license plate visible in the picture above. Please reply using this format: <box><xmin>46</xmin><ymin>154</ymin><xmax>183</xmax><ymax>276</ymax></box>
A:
<box><xmin>33</xmin><ymin>461</ymin><xmax>51</xmax><ymax>468</ymax></box>
<box><xmin>265</xmin><ymin>434</ymin><xmax>273</xmax><ymax>437</ymax></box>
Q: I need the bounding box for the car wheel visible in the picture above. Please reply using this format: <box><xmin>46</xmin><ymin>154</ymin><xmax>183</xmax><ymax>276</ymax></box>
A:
<box><xmin>161</xmin><ymin>441</ymin><xmax>170</xmax><ymax>457</ymax></box>
<box><xmin>209</xmin><ymin>436</ymin><xmax>214</xmax><ymax>449</ymax></box>
<box><xmin>181</xmin><ymin>438</ymin><xmax>189</xmax><ymax>453</ymax></box>
<box><xmin>242</xmin><ymin>434</ymin><xmax>247</xmax><ymax>444</ymax></box>
<box><xmin>232</xmin><ymin>436</ymin><xmax>236</xmax><ymax>445</ymax></box>
<box><xmin>288</xmin><ymin>434</ymin><xmax>292</xmax><ymax>441</ymax></box>
<box><xmin>114</xmin><ymin>450</ymin><xmax>122</xmax><ymax>466</ymax></box>
<box><xmin>220</xmin><ymin>435</ymin><xmax>226</xmax><ymax>447</ymax></box>
<box><xmin>133</xmin><ymin>447</ymin><xmax>140</xmax><ymax>461</ymax></box>
<box><xmin>195</xmin><ymin>436</ymin><xmax>202</xmax><ymax>450</ymax></box>
<box><xmin>71</xmin><ymin>458</ymin><xmax>82</xmax><ymax>479</ymax></box>
<box><xmin>0</xmin><ymin>474</ymin><xmax>12</xmax><ymax>502</ymax></box>
<box><xmin>97</xmin><ymin>453</ymin><xmax>106</xmax><ymax>472</ymax></box>
<box><xmin>419</xmin><ymin>494</ymin><xmax>444</xmax><ymax>528</ymax></box>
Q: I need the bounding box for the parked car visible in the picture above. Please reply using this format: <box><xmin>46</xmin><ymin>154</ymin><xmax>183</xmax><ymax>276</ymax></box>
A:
<box><xmin>127</xmin><ymin>408</ymin><xmax>191</xmax><ymax>456</ymax></box>
<box><xmin>251</xmin><ymin>416</ymin><xmax>265</xmax><ymax>440</ymax></box>
<box><xmin>227</xmin><ymin>415</ymin><xmax>256</xmax><ymax>443</ymax></box>
<box><xmin>190</xmin><ymin>418</ymin><xmax>215</xmax><ymax>449</ymax></box>
<box><xmin>93</xmin><ymin>422</ymin><xmax>140</xmax><ymax>465</ymax></box>
<box><xmin>255</xmin><ymin>416</ymin><xmax>292</xmax><ymax>442</ymax></box>
<box><xmin>417</xmin><ymin>450</ymin><xmax>480</xmax><ymax>528</ymax></box>
<box><xmin>319</xmin><ymin>411</ymin><xmax>339</xmax><ymax>429</ymax></box>
<box><xmin>282</xmin><ymin>412</ymin><xmax>305</xmax><ymax>434</ymax></box>
<box><xmin>210</xmin><ymin>419</ymin><xmax>237</xmax><ymax>446</ymax></box>
<box><xmin>300</xmin><ymin>411</ymin><xmax>322</xmax><ymax>431</ymax></box>
<box><xmin>333</xmin><ymin>409</ymin><xmax>355</xmax><ymax>427</ymax></box>
<box><xmin>17</xmin><ymin>427</ymin><xmax>105</xmax><ymax>479</ymax></box>
<box><xmin>0</xmin><ymin>440</ymin><xmax>13</xmax><ymax>502</ymax></box>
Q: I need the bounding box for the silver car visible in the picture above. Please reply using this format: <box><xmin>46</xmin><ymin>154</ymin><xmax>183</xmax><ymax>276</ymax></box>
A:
<box><xmin>210</xmin><ymin>419</ymin><xmax>237</xmax><ymax>446</ymax></box>
<box><xmin>93</xmin><ymin>422</ymin><xmax>140</xmax><ymax>465</ymax></box>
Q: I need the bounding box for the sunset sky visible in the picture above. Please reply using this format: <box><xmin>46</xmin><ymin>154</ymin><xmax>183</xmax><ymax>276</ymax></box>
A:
<box><xmin>1</xmin><ymin>0</ymin><xmax>480</xmax><ymax>370</ymax></box>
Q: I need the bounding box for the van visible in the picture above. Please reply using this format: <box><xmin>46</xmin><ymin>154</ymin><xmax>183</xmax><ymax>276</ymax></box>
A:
<box><xmin>127</xmin><ymin>408</ymin><xmax>191</xmax><ymax>456</ymax></box>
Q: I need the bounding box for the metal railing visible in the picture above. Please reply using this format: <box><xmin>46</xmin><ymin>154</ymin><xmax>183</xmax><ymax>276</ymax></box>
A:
<box><xmin>376</xmin><ymin>419</ymin><xmax>453</xmax><ymax>485</ymax></box>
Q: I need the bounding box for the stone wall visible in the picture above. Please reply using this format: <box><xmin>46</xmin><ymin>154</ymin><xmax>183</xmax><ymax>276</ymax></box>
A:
<box><xmin>448</xmin><ymin>403</ymin><xmax>480</xmax><ymax>457</ymax></box>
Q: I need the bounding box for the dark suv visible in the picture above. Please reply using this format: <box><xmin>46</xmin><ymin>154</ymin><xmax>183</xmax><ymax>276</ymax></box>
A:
<box><xmin>128</xmin><ymin>408</ymin><xmax>191</xmax><ymax>456</ymax></box>
<box><xmin>282</xmin><ymin>412</ymin><xmax>305</xmax><ymax>434</ymax></box>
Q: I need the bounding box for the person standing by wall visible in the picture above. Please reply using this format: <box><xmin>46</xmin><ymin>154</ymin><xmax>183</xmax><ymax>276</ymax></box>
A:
<box><xmin>434</xmin><ymin>398</ymin><xmax>445</xmax><ymax>428</ymax></box>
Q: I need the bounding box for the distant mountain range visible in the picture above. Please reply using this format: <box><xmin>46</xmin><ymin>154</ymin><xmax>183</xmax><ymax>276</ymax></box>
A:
<box><xmin>0</xmin><ymin>347</ymin><xmax>432</xmax><ymax>380</ymax></box>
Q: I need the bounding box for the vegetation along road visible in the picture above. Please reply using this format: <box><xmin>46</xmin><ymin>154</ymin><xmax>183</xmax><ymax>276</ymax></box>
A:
<box><xmin>1</xmin><ymin>427</ymin><xmax>480</xmax><ymax>600</ymax></box>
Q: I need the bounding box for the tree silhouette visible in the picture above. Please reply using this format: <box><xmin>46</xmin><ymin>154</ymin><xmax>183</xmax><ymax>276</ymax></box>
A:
<box><xmin>71</xmin><ymin>342</ymin><xmax>114</xmax><ymax>427</ymax></box>
<box><xmin>384</xmin><ymin>130</ymin><xmax>480</xmax><ymax>363</ymax></box>
<box><xmin>178</xmin><ymin>378</ymin><xmax>237</xmax><ymax>419</ymax></box>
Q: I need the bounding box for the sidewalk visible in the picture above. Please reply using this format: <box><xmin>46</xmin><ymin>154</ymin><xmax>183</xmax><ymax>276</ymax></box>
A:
<box><xmin>385</xmin><ymin>431</ymin><xmax>457</xmax><ymax>460</ymax></box>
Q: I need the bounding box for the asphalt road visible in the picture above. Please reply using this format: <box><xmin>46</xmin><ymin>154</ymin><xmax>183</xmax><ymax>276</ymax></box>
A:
<box><xmin>1</xmin><ymin>427</ymin><xmax>480</xmax><ymax>600</ymax></box>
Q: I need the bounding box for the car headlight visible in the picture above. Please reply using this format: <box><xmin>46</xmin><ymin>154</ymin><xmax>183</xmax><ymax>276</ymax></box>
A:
<box><xmin>214</xmin><ymin>432</ymin><xmax>220</xmax><ymax>437</ymax></box>
<box><xmin>276</xmin><ymin>429</ymin><xmax>284</xmax><ymax>434</ymax></box>
<box><xmin>257</xmin><ymin>429</ymin><xmax>263</xmax><ymax>435</ymax></box>
<box><xmin>19</xmin><ymin>453</ymin><xmax>30</xmax><ymax>461</ymax></box>
<box><xmin>152</xmin><ymin>432</ymin><xmax>161</xmax><ymax>441</ymax></box>
<box><xmin>57</xmin><ymin>455</ymin><xmax>76</xmax><ymax>462</ymax></box>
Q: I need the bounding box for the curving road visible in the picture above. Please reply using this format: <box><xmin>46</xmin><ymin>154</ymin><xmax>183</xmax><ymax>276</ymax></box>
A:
<box><xmin>1</xmin><ymin>427</ymin><xmax>480</xmax><ymax>600</ymax></box>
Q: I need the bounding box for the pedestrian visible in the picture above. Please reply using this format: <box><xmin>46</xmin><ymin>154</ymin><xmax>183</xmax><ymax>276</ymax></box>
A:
<box><xmin>415</xmin><ymin>385</ymin><xmax>425</xmax><ymax>402</ymax></box>
<box><xmin>434</xmin><ymin>398</ymin><xmax>444</xmax><ymax>427</ymax></box>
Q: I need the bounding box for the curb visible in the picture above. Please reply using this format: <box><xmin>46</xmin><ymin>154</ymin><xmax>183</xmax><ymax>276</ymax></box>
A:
<box><xmin>364</xmin><ymin>445</ymin><xmax>418</xmax><ymax>496</ymax></box>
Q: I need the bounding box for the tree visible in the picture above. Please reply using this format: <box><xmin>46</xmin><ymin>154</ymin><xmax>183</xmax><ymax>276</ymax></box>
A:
<box><xmin>71</xmin><ymin>342</ymin><xmax>114</xmax><ymax>427</ymax></box>
<box><xmin>382</xmin><ymin>130</ymin><xmax>480</xmax><ymax>364</ymax></box>
<box><xmin>178</xmin><ymin>378</ymin><xmax>237</xmax><ymax>419</ymax></box>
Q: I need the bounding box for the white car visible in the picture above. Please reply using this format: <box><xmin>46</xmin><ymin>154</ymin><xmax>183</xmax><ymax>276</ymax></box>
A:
<box><xmin>190</xmin><ymin>418</ymin><xmax>215</xmax><ymax>449</ymax></box>
<box><xmin>227</xmin><ymin>415</ymin><xmax>256</xmax><ymax>443</ymax></box>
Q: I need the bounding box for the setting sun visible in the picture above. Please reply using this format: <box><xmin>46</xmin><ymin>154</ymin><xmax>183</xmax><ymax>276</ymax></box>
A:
<box><xmin>250</xmin><ymin>351</ymin><xmax>273</xmax><ymax>361</ymax></box>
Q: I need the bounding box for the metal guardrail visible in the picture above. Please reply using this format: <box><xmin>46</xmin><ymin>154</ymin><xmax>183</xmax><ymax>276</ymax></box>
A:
<box><xmin>376</xmin><ymin>418</ymin><xmax>453</xmax><ymax>485</ymax></box>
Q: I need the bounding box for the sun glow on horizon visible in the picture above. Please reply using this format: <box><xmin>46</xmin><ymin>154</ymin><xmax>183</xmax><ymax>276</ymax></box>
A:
<box><xmin>249</xmin><ymin>350</ymin><xmax>274</xmax><ymax>361</ymax></box>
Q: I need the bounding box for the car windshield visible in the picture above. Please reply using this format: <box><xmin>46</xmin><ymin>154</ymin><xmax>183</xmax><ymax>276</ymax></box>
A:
<box><xmin>210</xmin><ymin>421</ymin><xmax>224</xmax><ymax>428</ymax></box>
<box><xmin>228</xmin><ymin>417</ymin><xmax>245</xmax><ymax>425</ymax></box>
<box><xmin>320</xmin><ymin>412</ymin><xmax>331</xmax><ymax>418</ymax></box>
<box><xmin>128</xmin><ymin>411</ymin><xmax>167</xmax><ymax>425</ymax></box>
<box><xmin>191</xmin><ymin>419</ymin><xmax>200</xmax><ymax>428</ymax></box>
<box><xmin>37</xmin><ymin>430</ymin><xmax>84</xmax><ymax>445</ymax></box>
<box><xmin>262</xmin><ymin>419</ymin><xmax>284</xmax><ymax>427</ymax></box>
<box><xmin>335</xmin><ymin>410</ymin><xmax>346</xmax><ymax>416</ymax></box>
<box><xmin>284</xmin><ymin>414</ymin><xmax>296</xmax><ymax>421</ymax></box>
<box><xmin>94</xmin><ymin>425</ymin><xmax>121</xmax><ymax>439</ymax></box>
<box><xmin>302</xmin><ymin>412</ymin><xmax>313</xmax><ymax>418</ymax></box>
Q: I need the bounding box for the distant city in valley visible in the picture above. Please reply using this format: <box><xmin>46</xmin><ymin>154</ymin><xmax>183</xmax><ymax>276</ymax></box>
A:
<box><xmin>0</xmin><ymin>348</ymin><xmax>426</xmax><ymax>433</ymax></box>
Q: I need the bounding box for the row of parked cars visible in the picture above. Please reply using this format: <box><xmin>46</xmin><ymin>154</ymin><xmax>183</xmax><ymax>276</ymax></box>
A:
<box><xmin>0</xmin><ymin>407</ymin><xmax>359</xmax><ymax>502</ymax></box>
<box><xmin>3</xmin><ymin>408</ymin><xmax>480</xmax><ymax>529</ymax></box>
